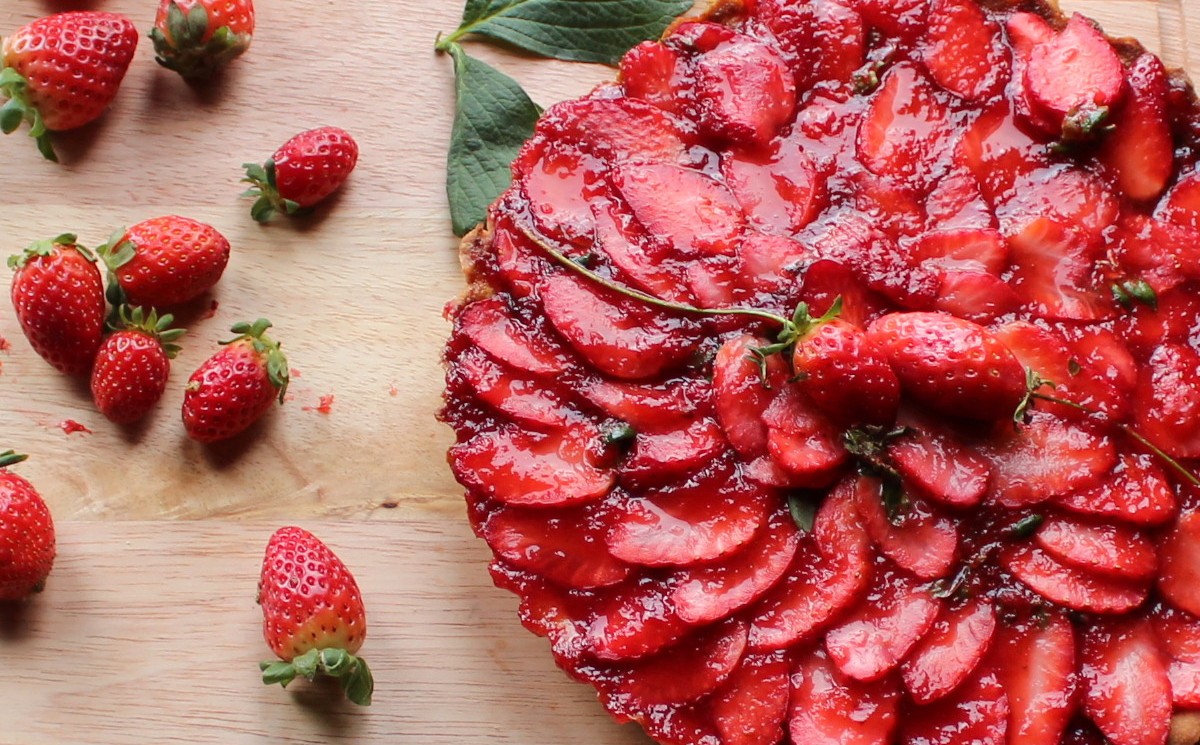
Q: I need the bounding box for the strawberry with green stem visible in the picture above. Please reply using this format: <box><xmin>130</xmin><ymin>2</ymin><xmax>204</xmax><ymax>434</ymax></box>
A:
<box><xmin>0</xmin><ymin>12</ymin><xmax>138</xmax><ymax>161</ymax></box>
<box><xmin>96</xmin><ymin>216</ymin><xmax>231</xmax><ymax>313</ymax></box>
<box><xmin>242</xmin><ymin>127</ymin><xmax>359</xmax><ymax>222</ymax></box>
<box><xmin>150</xmin><ymin>0</ymin><xmax>255</xmax><ymax>81</ymax></box>
<box><xmin>182</xmin><ymin>319</ymin><xmax>289</xmax><ymax>442</ymax></box>
<box><xmin>0</xmin><ymin>451</ymin><xmax>55</xmax><ymax>602</ymax></box>
<box><xmin>258</xmin><ymin>526</ymin><xmax>373</xmax><ymax>705</ymax></box>
<box><xmin>91</xmin><ymin>306</ymin><xmax>185</xmax><ymax>424</ymax></box>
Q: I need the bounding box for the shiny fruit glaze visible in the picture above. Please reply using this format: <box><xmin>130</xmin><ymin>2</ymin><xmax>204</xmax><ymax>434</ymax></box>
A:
<box><xmin>441</xmin><ymin>0</ymin><xmax>1200</xmax><ymax>743</ymax></box>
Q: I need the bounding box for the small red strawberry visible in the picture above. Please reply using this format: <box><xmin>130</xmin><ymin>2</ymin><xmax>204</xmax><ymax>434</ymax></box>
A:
<box><xmin>865</xmin><ymin>311</ymin><xmax>1027</xmax><ymax>421</ymax></box>
<box><xmin>97</xmin><ymin>216</ymin><xmax>231</xmax><ymax>309</ymax></box>
<box><xmin>150</xmin><ymin>0</ymin><xmax>255</xmax><ymax>81</ymax></box>
<box><xmin>242</xmin><ymin>127</ymin><xmax>359</xmax><ymax>222</ymax></box>
<box><xmin>258</xmin><ymin>526</ymin><xmax>372</xmax><ymax>705</ymax></box>
<box><xmin>181</xmin><ymin>319</ymin><xmax>289</xmax><ymax>442</ymax></box>
<box><xmin>0</xmin><ymin>451</ymin><xmax>55</xmax><ymax>601</ymax></box>
<box><xmin>9</xmin><ymin>234</ymin><xmax>105</xmax><ymax>376</ymax></box>
<box><xmin>0</xmin><ymin>12</ymin><xmax>138</xmax><ymax>161</ymax></box>
<box><xmin>90</xmin><ymin>306</ymin><xmax>185</xmax><ymax>424</ymax></box>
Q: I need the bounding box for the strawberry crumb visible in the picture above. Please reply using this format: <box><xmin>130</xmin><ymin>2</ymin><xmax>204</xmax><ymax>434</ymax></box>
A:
<box><xmin>0</xmin><ymin>335</ymin><xmax>10</xmax><ymax>352</ymax></box>
<box><xmin>59</xmin><ymin>419</ymin><xmax>92</xmax><ymax>435</ymax></box>
<box><xmin>388</xmin><ymin>383</ymin><xmax>399</xmax><ymax>397</ymax></box>
<box><xmin>290</xmin><ymin>368</ymin><xmax>302</xmax><ymax>378</ymax></box>
<box><xmin>201</xmin><ymin>300</ymin><xmax>219</xmax><ymax>320</ymax></box>
<box><xmin>303</xmin><ymin>394</ymin><xmax>335</xmax><ymax>415</ymax></box>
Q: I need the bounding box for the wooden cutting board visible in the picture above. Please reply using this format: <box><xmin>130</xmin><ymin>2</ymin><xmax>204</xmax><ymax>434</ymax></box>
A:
<box><xmin>0</xmin><ymin>1</ymin><xmax>1193</xmax><ymax>743</ymax></box>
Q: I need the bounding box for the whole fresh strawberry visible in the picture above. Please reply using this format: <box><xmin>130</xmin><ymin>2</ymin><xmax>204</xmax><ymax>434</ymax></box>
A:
<box><xmin>258</xmin><ymin>526</ymin><xmax>372</xmax><ymax>706</ymax></box>
<box><xmin>242</xmin><ymin>127</ymin><xmax>359</xmax><ymax>222</ymax></box>
<box><xmin>866</xmin><ymin>311</ymin><xmax>1027</xmax><ymax>421</ymax></box>
<box><xmin>9</xmin><ymin>234</ymin><xmax>105</xmax><ymax>376</ymax></box>
<box><xmin>182</xmin><ymin>319</ymin><xmax>288</xmax><ymax>442</ymax></box>
<box><xmin>91</xmin><ymin>306</ymin><xmax>185</xmax><ymax>424</ymax></box>
<box><xmin>150</xmin><ymin>0</ymin><xmax>255</xmax><ymax>81</ymax></box>
<box><xmin>0</xmin><ymin>12</ymin><xmax>138</xmax><ymax>161</ymax></box>
<box><xmin>0</xmin><ymin>451</ymin><xmax>55</xmax><ymax>602</ymax></box>
<box><xmin>98</xmin><ymin>216</ymin><xmax>231</xmax><ymax>309</ymax></box>
<box><xmin>790</xmin><ymin>300</ymin><xmax>900</xmax><ymax>426</ymax></box>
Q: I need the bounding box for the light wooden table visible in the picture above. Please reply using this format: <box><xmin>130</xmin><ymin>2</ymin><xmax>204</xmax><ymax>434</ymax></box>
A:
<box><xmin>0</xmin><ymin>1</ymin><xmax>1193</xmax><ymax>743</ymax></box>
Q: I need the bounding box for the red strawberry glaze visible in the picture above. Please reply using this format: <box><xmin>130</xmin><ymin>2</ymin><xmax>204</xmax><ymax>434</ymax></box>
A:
<box><xmin>441</xmin><ymin>0</ymin><xmax>1200</xmax><ymax>742</ymax></box>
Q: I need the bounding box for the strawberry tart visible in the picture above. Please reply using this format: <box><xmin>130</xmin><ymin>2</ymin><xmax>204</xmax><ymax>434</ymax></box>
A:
<box><xmin>441</xmin><ymin>0</ymin><xmax>1200</xmax><ymax>743</ymax></box>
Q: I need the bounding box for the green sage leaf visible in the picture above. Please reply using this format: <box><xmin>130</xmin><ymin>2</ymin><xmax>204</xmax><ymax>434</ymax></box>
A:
<box><xmin>442</xmin><ymin>0</ymin><xmax>692</xmax><ymax>64</ymax></box>
<box><xmin>445</xmin><ymin>43</ymin><xmax>541</xmax><ymax>236</ymax></box>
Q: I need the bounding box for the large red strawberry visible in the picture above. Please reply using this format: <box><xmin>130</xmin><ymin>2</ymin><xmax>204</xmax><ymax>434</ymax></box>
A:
<box><xmin>0</xmin><ymin>452</ymin><xmax>55</xmax><ymax>601</ymax></box>
<box><xmin>90</xmin><ymin>306</ymin><xmax>185</xmax><ymax>424</ymax></box>
<box><xmin>258</xmin><ymin>526</ymin><xmax>372</xmax><ymax>705</ymax></box>
<box><xmin>9</xmin><ymin>234</ymin><xmax>105</xmax><ymax>376</ymax></box>
<box><xmin>0</xmin><ymin>12</ymin><xmax>138</xmax><ymax>161</ymax></box>
<box><xmin>150</xmin><ymin>0</ymin><xmax>255</xmax><ymax>81</ymax></box>
<box><xmin>181</xmin><ymin>319</ymin><xmax>288</xmax><ymax>442</ymax></box>
<box><xmin>865</xmin><ymin>311</ymin><xmax>1027</xmax><ymax>421</ymax></box>
<box><xmin>98</xmin><ymin>216</ymin><xmax>231</xmax><ymax>308</ymax></box>
<box><xmin>243</xmin><ymin>127</ymin><xmax>359</xmax><ymax>222</ymax></box>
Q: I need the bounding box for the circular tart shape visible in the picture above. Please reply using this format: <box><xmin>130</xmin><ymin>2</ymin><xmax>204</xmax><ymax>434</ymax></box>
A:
<box><xmin>441</xmin><ymin>0</ymin><xmax>1200</xmax><ymax>743</ymax></box>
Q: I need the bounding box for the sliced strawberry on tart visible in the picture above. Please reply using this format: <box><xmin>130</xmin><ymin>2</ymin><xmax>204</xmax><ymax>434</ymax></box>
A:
<box><xmin>442</xmin><ymin>0</ymin><xmax>1200</xmax><ymax>743</ymax></box>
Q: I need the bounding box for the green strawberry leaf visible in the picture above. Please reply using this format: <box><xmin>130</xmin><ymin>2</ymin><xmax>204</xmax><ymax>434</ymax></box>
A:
<box><xmin>444</xmin><ymin>43</ymin><xmax>541</xmax><ymax>237</ymax></box>
<box><xmin>437</xmin><ymin>0</ymin><xmax>691</xmax><ymax>64</ymax></box>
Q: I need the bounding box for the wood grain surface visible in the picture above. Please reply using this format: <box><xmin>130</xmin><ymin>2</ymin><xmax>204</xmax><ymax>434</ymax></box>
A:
<box><xmin>0</xmin><ymin>1</ymin><xmax>1193</xmax><ymax>743</ymax></box>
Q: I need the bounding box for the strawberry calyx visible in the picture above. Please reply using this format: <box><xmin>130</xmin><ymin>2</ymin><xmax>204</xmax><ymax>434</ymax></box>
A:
<box><xmin>7</xmin><ymin>234</ymin><xmax>94</xmax><ymax>270</ymax></box>
<box><xmin>242</xmin><ymin>161</ymin><xmax>304</xmax><ymax>223</ymax></box>
<box><xmin>96</xmin><ymin>228</ymin><xmax>138</xmax><ymax>322</ymax></box>
<box><xmin>150</xmin><ymin>2</ymin><xmax>252</xmax><ymax>81</ymax></box>
<box><xmin>113</xmin><ymin>305</ymin><xmax>185</xmax><ymax>358</ymax></box>
<box><xmin>223</xmin><ymin>318</ymin><xmax>289</xmax><ymax>401</ymax></box>
<box><xmin>260</xmin><ymin>647</ymin><xmax>374</xmax><ymax>706</ymax></box>
<box><xmin>843</xmin><ymin>425</ymin><xmax>911</xmax><ymax>524</ymax></box>
<box><xmin>0</xmin><ymin>451</ymin><xmax>29</xmax><ymax>469</ymax></box>
<box><xmin>0</xmin><ymin>66</ymin><xmax>56</xmax><ymax>162</ymax></box>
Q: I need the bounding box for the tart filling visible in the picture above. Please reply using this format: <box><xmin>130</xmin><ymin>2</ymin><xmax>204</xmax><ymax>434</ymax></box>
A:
<box><xmin>442</xmin><ymin>0</ymin><xmax>1200</xmax><ymax>743</ymax></box>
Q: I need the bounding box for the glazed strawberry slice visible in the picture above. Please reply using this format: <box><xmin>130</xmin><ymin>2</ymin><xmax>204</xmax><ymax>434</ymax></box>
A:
<box><xmin>691</xmin><ymin>31</ymin><xmax>797</xmax><ymax>148</ymax></box>
<box><xmin>453</xmin><ymin>346</ymin><xmax>577</xmax><ymax>430</ymax></box>
<box><xmin>922</xmin><ymin>0</ymin><xmax>1008</xmax><ymax>102</ymax></box>
<box><xmin>620</xmin><ymin>41</ymin><xmax>682</xmax><ymax>113</ymax></box>
<box><xmin>622</xmin><ymin>418</ymin><xmax>729</xmax><ymax>483</ymax></box>
<box><xmin>824</xmin><ymin>565</ymin><xmax>942</xmax><ymax>682</ymax></box>
<box><xmin>585</xmin><ymin>576</ymin><xmax>689</xmax><ymax>661</ymax></box>
<box><xmin>908</xmin><ymin>227</ymin><xmax>1008</xmax><ymax>275</ymax></box>
<box><xmin>1080</xmin><ymin>619</ymin><xmax>1172</xmax><ymax>745</ymax></box>
<box><xmin>994</xmin><ymin>613</ymin><xmax>1077</xmax><ymax>745</ymax></box>
<box><xmin>757</xmin><ymin>0</ymin><xmax>865</xmax><ymax>88</ymax></box>
<box><xmin>606</xmin><ymin>467</ymin><xmax>769</xmax><ymax>566</ymax></box>
<box><xmin>901</xmin><ymin>668</ymin><xmax>1008</xmax><ymax>745</ymax></box>
<box><xmin>722</xmin><ymin>137</ymin><xmax>823</xmax><ymax>236</ymax></box>
<box><xmin>592</xmin><ymin>198</ymin><xmax>692</xmax><ymax>304</ymax></box>
<box><xmin>1121</xmin><ymin>286</ymin><xmax>1200</xmax><ymax>355</ymax></box>
<box><xmin>1099</xmin><ymin>54</ymin><xmax>1174</xmax><ymax>202</ymax></box>
<box><xmin>540</xmin><ymin>97</ymin><xmax>689</xmax><ymax>166</ymax></box>
<box><xmin>789</xmin><ymin>646</ymin><xmax>900</xmax><ymax>745</ymax></box>
<box><xmin>762</xmin><ymin>385</ymin><xmax>848</xmax><ymax>487</ymax></box>
<box><xmin>888</xmin><ymin>419</ymin><xmax>991</xmax><ymax>508</ymax></box>
<box><xmin>1006</xmin><ymin>217</ymin><xmax>1112</xmax><ymax>321</ymax></box>
<box><xmin>865</xmin><ymin>312</ymin><xmax>1026</xmax><ymax>422</ymax></box>
<box><xmin>1023</xmin><ymin>13</ymin><xmax>1126</xmax><ymax>132</ymax></box>
<box><xmin>601</xmin><ymin>619</ymin><xmax>748</xmax><ymax>711</ymax></box>
<box><xmin>581</xmin><ymin>375</ymin><xmax>711</xmax><ymax>431</ymax></box>
<box><xmin>748</xmin><ymin>478</ymin><xmax>871</xmax><ymax>650</ymax></box>
<box><xmin>713</xmin><ymin>335</ymin><xmax>784</xmax><ymax>459</ymax></box>
<box><xmin>671</xmin><ymin>507</ymin><xmax>801</xmax><ymax>625</ymax></box>
<box><xmin>491</xmin><ymin>217</ymin><xmax>556</xmax><ymax>298</ymax></box>
<box><xmin>490</xmin><ymin>563</ymin><xmax>590</xmax><ymax>665</ymax></box>
<box><xmin>1054</xmin><ymin>451</ymin><xmax>1177</xmax><ymax>527</ymax></box>
<box><xmin>854</xmin><ymin>476</ymin><xmax>959</xmax><ymax>580</ymax></box>
<box><xmin>902</xmin><ymin>599</ymin><xmax>997</xmax><ymax>704</ymax></box>
<box><xmin>799</xmin><ymin>259</ymin><xmax>890</xmax><ymax>328</ymax></box>
<box><xmin>456</xmin><ymin>295</ymin><xmax>573</xmax><ymax>376</ymax></box>
<box><xmin>639</xmin><ymin>707</ymin><xmax>722</xmax><ymax>745</ymax></box>
<box><xmin>540</xmin><ymin>273</ymin><xmax>701</xmax><ymax>380</ymax></box>
<box><xmin>1112</xmin><ymin>214</ymin><xmax>1200</xmax><ymax>295</ymax></box>
<box><xmin>959</xmin><ymin>102</ymin><xmax>1047</xmax><ymax>201</ymax></box>
<box><xmin>1159</xmin><ymin>512</ymin><xmax>1200</xmax><ymax>617</ymax></box>
<box><xmin>857</xmin><ymin>64</ymin><xmax>955</xmax><ymax>186</ymax></box>
<box><xmin>1151</xmin><ymin>604</ymin><xmax>1200</xmax><ymax>706</ymax></box>
<box><xmin>450</xmin><ymin>424</ymin><xmax>615</xmax><ymax>508</ymax></box>
<box><xmin>983</xmin><ymin>410</ymin><xmax>1115</xmax><ymax>507</ymax></box>
<box><xmin>924</xmin><ymin>167</ymin><xmax>995</xmax><ymax>231</ymax></box>
<box><xmin>484</xmin><ymin>504</ymin><xmax>631</xmax><ymax>588</ymax></box>
<box><xmin>711</xmin><ymin>652</ymin><xmax>789</xmax><ymax>745</ymax></box>
<box><xmin>1034</xmin><ymin>514</ymin><xmax>1156</xmax><ymax>582</ymax></box>
<box><xmin>520</xmin><ymin>144</ymin><xmax>599</xmax><ymax>241</ymax></box>
<box><xmin>1160</xmin><ymin>170</ymin><xmax>1200</xmax><ymax>231</ymax></box>
<box><xmin>999</xmin><ymin>167</ymin><xmax>1119</xmax><ymax>244</ymax></box>
<box><xmin>1133</xmin><ymin>343</ymin><xmax>1200</xmax><ymax>458</ymax></box>
<box><xmin>931</xmin><ymin>271</ymin><xmax>1021</xmax><ymax>323</ymax></box>
<box><xmin>737</xmin><ymin>232</ymin><xmax>812</xmax><ymax>298</ymax></box>
<box><xmin>1001</xmin><ymin>544</ymin><xmax>1148</xmax><ymax>614</ymax></box>
<box><xmin>612</xmin><ymin>162</ymin><xmax>745</xmax><ymax>256</ymax></box>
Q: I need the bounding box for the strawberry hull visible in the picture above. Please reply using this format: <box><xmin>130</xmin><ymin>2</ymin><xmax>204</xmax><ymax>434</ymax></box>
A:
<box><xmin>441</xmin><ymin>0</ymin><xmax>1200</xmax><ymax>742</ymax></box>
